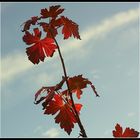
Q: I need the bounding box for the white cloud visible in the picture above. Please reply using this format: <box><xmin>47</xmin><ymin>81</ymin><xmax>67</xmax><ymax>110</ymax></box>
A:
<box><xmin>29</xmin><ymin>71</ymin><xmax>57</xmax><ymax>86</ymax></box>
<box><xmin>1</xmin><ymin>51</ymin><xmax>33</xmax><ymax>82</ymax></box>
<box><xmin>41</xmin><ymin>128</ymin><xmax>60</xmax><ymax>138</ymax></box>
<box><xmin>60</xmin><ymin>8</ymin><xmax>139</xmax><ymax>55</ymax></box>
<box><xmin>1</xmin><ymin>8</ymin><xmax>139</xmax><ymax>83</ymax></box>
<box><xmin>127</xmin><ymin>112</ymin><xmax>136</xmax><ymax>117</ymax></box>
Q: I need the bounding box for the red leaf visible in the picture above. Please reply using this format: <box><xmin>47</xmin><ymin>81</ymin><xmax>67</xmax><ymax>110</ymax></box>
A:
<box><xmin>40</xmin><ymin>5</ymin><xmax>64</xmax><ymax>19</ymax></box>
<box><xmin>68</xmin><ymin>75</ymin><xmax>87</xmax><ymax>90</ymax></box>
<box><xmin>39</xmin><ymin>18</ymin><xmax>63</xmax><ymax>38</ymax></box>
<box><xmin>44</xmin><ymin>94</ymin><xmax>63</xmax><ymax>115</ymax></box>
<box><xmin>113</xmin><ymin>123</ymin><xmax>123</xmax><ymax>137</ymax></box>
<box><xmin>61</xmin><ymin>16</ymin><xmax>81</xmax><ymax>40</ymax></box>
<box><xmin>75</xmin><ymin>104</ymin><xmax>82</xmax><ymax>113</ymax></box>
<box><xmin>23</xmin><ymin>28</ymin><xmax>41</xmax><ymax>45</ymax></box>
<box><xmin>123</xmin><ymin>128</ymin><xmax>139</xmax><ymax>137</ymax></box>
<box><xmin>67</xmin><ymin>75</ymin><xmax>99</xmax><ymax>99</ymax></box>
<box><xmin>44</xmin><ymin>94</ymin><xmax>82</xmax><ymax>135</ymax></box>
<box><xmin>23</xmin><ymin>28</ymin><xmax>57</xmax><ymax>64</ymax></box>
<box><xmin>22</xmin><ymin>16</ymin><xmax>40</xmax><ymax>32</ymax></box>
<box><xmin>113</xmin><ymin>123</ymin><xmax>139</xmax><ymax>138</ymax></box>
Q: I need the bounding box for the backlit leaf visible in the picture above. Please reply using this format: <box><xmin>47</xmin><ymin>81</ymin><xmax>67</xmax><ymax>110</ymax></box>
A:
<box><xmin>61</xmin><ymin>16</ymin><xmax>81</xmax><ymax>40</ymax></box>
<box><xmin>23</xmin><ymin>28</ymin><xmax>57</xmax><ymax>64</ymax></box>
<box><xmin>40</xmin><ymin>5</ymin><xmax>64</xmax><ymax>19</ymax></box>
<box><xmin>44</xmin><ymin>94</ymin><xmax>82</xmax><ymax>135</ymax></box>
<box><xmin>113</xmin><ymin>123</ymin><xmax>139</xmax><ymax>138</ymax></box>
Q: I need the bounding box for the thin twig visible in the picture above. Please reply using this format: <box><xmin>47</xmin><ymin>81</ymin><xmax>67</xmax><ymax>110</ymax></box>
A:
<box><xmin>49</xmin><ymin>29</ymin><xmax>87</xmax><ymax>137</ymax></box>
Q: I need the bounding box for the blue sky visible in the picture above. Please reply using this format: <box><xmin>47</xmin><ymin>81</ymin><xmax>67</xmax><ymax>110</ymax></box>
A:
<box><xmin>1</xmin><ymin>2</ymin><xmax>140</xmax><ymax>138</ymax></box>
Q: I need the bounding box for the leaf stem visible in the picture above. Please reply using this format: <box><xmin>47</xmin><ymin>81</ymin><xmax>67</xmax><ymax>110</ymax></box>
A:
<box><xmin>52</xmin><ymin>36</ymin><xmax>87</xmax><ymax>138</ymax></box>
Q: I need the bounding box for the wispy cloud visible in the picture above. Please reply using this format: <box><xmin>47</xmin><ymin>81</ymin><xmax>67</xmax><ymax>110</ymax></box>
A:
<box><xmin>1</xmin><ymin>51</ymin><xmax>33</xmax><ymax>82</ymax></box>
<box><xmin>41</xmin><ymin>128</ymin><xmax>60</xmax><ymax>138</ymax></box>
<box><xmin>60</xmin><ymin>8</ymin><xmax>139</xmax><ymax>54</ymax></box>
<box><xmin>29</xmin><ymin>71</ymin><xmax>57</xmax><ymax>86</ymax></box>
<box><xmin>127</xmin><ymin>112</ymin><xmax>136</xmax><ymax>117</ymax></box>
<box><xmin>1</xmin><ymin>8</ymin><xmax>139</xmax><ymax>83</ymax></box>
<box><xmin>33</xmin><ymin>126</ymin><xmax>60</xmax><ymax>138</ymax></box>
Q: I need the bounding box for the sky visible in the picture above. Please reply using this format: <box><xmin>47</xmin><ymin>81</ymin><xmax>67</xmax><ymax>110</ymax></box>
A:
<box><xmin>1</xmin><ymin>2</ymin><xmax>140</xmax><ymax>138</ymax></box>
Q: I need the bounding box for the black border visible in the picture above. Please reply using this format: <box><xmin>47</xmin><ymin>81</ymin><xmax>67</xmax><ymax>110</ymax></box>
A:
<box><xmin>1</xmin><ymin>1</ymin><xmax>139</xmax><ymax>139</ymax></box>
<box><xmin>1</xmin><ymin>0</ymin><xmax>140</xmax><ymax>2</ymax></box>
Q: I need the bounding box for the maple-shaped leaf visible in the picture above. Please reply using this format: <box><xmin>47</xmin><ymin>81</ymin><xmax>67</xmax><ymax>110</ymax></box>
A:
<box><xmin>38</xmin><ymin>18</ymin><xmax>63</xmax><ymax>38</ymax></box>
<box><xmin>67</xmin><ymin>75</ymin><xmax>99</xmax><ymax>99</ymax></box>
<box><xmin>23</xmin><ymin>28</ymin><xmax>57</xmax><ymax>64</ymax></box>
<box><xmin>40</xmin><ymin>5</ymin><xmax>64</xmax><ymax>19</ymax></box>
<box><xmin>44</xmin><ymin>94</ymin><xmax>82</xmax><ymax>135</ymax></box>
<box><xmin>61</xmin><ymin>16</ymin><xmax>81</xmax><ymax>40</ymax></box>
<box><xmin>22</xmin><ymin>16</ymin><xmax>40</xmax><ymax>32</ymax></box>
<box><xmin>113</xmin><ymin>123</ymin><xmax>139</xmax><ymax>138</ymax></box>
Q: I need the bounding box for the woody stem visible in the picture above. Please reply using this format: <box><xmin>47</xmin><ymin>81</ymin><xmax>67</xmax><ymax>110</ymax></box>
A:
<box><xmin>52</xmin><ymin>36</ymin><xmax>87</xmax><ymax>138</ymax></box>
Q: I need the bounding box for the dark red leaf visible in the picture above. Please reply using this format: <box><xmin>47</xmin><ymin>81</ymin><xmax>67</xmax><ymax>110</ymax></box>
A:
<box><xmin>23</xmin><ymin>28</ymin><xmax>41</xmax><ymax>45</ymax></box>
<box><xmin>23</xmin><ymin>28</ymin><xmax>57</xmax><ymax>64</ymax></box>
<box><xmin>113</xmin><ymin>123</ymin><xmax>123</xmax><ymax>137</ymax></box>
<box><xmin>40</xmin><ymin>5</ymin><xmax>64</xmax><ymax>19</ymax></box>
<box><xmin>113</xmin><ymin>123</ymin><xmax>139</xmax><ymax>138</ymax></box>
<box><xmin>39</xmin><ymin>22</ymin><xmax>58</xmax><ymax>38</ymax></box>
<box><xmin>67</xmin><ymin>75</ymin><xmax>99</xmax><ymax>99</ymax></box>
<box><xmin>44</xmin><ymin>94</ymin><xmax>82</xmax><ymax>135</ymax></box>
<box><xmin>123</xmin><ymin>128</ymin><xmax>139</xmax><ymax>137</ymax></box>
<box><xmin>61</xmin><ymin>16</ymin><xmax>81</xmax><ymax>40</ymax></box>
<box><xmin>39</xmin><ymin>18</ymin><xmax>63</xmax><ymax>38</ymax></box>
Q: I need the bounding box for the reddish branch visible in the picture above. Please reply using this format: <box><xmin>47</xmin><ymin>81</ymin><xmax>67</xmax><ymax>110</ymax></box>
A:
<box><xmin>51</xmin><ymin>33</ymin><xmax>87</xmax><ymax>137</ymax></box>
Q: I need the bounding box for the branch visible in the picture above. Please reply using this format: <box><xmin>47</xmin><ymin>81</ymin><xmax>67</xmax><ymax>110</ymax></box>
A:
<box><xmin>50</xmin><ymin>30</ymin><xmax>87</xmax><ymax>137</ymax></box>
